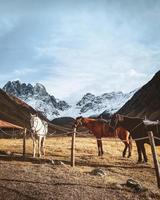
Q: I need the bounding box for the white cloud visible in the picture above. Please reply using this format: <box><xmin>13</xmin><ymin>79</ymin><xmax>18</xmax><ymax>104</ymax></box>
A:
<box><xmin>14</xmin><ymin>68</ymin><xmax>38</xmax><ymax>76</ymax></box>
<box><xmin>0</xmin><ymin>1</ymin><xmax>160</xmax><ymax>99</ymax></box>
<box><xmin>35</xmin><ymin>19</ymin><xmax>159</xmax><ymax>98</ymax></box>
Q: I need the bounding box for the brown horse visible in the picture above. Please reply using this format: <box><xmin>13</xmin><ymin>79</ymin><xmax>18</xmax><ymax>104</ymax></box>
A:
<box><xmin>74</xmin><ymin>116</ymin><xmax>132</xmax><ymax>157</ymax></box>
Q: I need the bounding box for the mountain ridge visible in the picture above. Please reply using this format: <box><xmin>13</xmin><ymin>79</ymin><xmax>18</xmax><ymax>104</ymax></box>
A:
<box><xmin>117</xmin><ymin>70</ymin><xmax>160</xmax><ymax>120</ymax></box>
<box><xmin>3</xmin><ymin>80</ymin><xmax>70</xmax><ymax>120</ymax></box>
<box><xmin>0</xmin><ymin>88</ymin><xmax>74</xmax><ymax>134</ymax></box>
<box><xmin>3</xmin><ymin>80</ymin><xmax>136</xmax><ymax>120</ymax></box>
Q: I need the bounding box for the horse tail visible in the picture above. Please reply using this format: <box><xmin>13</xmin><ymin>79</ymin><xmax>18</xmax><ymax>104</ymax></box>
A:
<box><xmin>129</xmin><ymin>134</ymin><xmax>132</xmax><ymax>142</ymax></box>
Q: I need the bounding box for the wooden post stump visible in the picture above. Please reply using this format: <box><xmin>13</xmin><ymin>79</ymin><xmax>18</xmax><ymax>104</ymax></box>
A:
<box><xmin>71</xmin><ymin>128</ymin><xmax>76</xmax><ymax>167</ymax></box>
<box><xmin>23</xmin><ymin>128</ymin><xmax>27</xmax><ymax>158</ymax></box>
<box><xmin>148</xmin><ymin>131</ymin><xmax>160</xmax><ymax>188</ymax></box>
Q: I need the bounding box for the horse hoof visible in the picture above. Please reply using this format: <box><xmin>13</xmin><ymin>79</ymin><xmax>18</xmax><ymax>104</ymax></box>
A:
<box><xmin>142</xmin><ymin>160</ymin><xmax>148</xmax><ymax>163</ymax></box>
<box><xmin>137</xmin><ymin>160</ymin><xmax>148</xmax><ymax>164</ymax></box>
<box><xmin>137</xmin><ymin>160</ymin><xmax>142</xmax><ymax>164</ymax></box>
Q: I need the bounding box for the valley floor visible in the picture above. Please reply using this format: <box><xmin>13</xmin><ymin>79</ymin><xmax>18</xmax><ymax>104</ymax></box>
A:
<box><xmin>0</xmin><ymin>137</ymin><xmax>160</xmax><ymax>200</ymax></box>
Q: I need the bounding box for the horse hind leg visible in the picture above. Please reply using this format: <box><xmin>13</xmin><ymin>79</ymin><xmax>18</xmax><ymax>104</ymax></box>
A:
<box><xmin>41</xmin><ymin>137</ymin><xmax>46</xmax><ymax>157</ymax></box>
<box><xmin>123</xmin><ymin>131</ymin><xmax>131</xmax><ymax>158</ymax></box>
<box><xmin>136</xmin><ymin>141</ymin><xmax>143</xmax><ymax>163</ymax></box>
<box><xmin>127</xmin><ymin>138</ymin><xmax>132</xmax><ymax>158</ymax></box>
<box><xmin>100</xmin><ymin>139</ymin><xmax>104</xmax><ymax>156</ymax></box>
<box><xmin>33</xmin><ymin>139</ymin><xmax>36</xmax><ymax>158</ymax></box>
<box><xmin>122</xmin><ymin>142</ymin><xmax>128</xmax><ymax>157</ymax></box>
<box><xmin>38</xmin><ymin>136</ymin><xmax>42</xmax><ymax>157</ymax></box>
<box><xmin>141</xmin><ymin>143</ymin><xmax>148</xmax><ymax>163</ymax></box>
<box><xmin>97</xmin><ymin>139</ymin><xmax>101</xmax><ymax>156</ymax></box>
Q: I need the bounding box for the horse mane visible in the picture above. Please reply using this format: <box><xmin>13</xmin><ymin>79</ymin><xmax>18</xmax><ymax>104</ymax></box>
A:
<box><xmin>97</xmin><ymin>118</ymin><xmax>109</xmax><ymax>123</ymax></box>
<box><xmin>77</xmin><ymin>116</ymin><xmax>110</xmax><ymax>124</ymax></box>
<box><xmin>116</xmin><ymin>114</ymin><xmax>144</xmax><ymax>121</ymax></box>
<box><xmin>76</xmin><ymin>116</ymin><xmax>83</xmax><ymax>120</ymax></box>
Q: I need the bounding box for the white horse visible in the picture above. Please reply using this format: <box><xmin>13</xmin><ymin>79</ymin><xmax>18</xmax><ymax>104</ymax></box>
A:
<box><xmin>30</xmin><ymin>114</ymin><xmax>48</xmax><ymax>157</ymax></box>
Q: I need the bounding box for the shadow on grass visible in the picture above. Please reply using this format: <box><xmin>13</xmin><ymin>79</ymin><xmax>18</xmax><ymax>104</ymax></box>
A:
<box><xmin>0</xmin><ymin>153</ymin><xmax>152</xmax><ymax>170</ymax></box>
<box><xmin>0</xmin><ymin>153</ymin><xmax>52</xmax><ymax>164</ymax></box>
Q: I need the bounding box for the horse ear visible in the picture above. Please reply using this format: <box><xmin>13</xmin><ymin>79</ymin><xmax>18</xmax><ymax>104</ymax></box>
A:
<box><xmin>118</xmin><ymin>114</ymin><xmax>124</xmax><ymax>122</ymax></box>
<box><xmin>116</xmin><ymin>114</ymin><xmax>120</xmax><ymax>121</ymax></box>
<box><xmin>76</xmin><ymin>116</ymin><xmax>83</xmax><ymax>120</ymax></box>
<box><xmin>115</xmin><ymin>114</ymin><xmax>119</xmax><ymax>120</ymax></box>
<box><xmin>81</xmin><ymin>117</ymin><xmax>85</xmax><ymax>124</ymax></box>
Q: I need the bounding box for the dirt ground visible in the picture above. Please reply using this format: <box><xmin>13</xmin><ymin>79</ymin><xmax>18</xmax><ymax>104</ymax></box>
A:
<box><xmin>0</xmin><ymin>136</ymin><xmax>160</xmax><ymax>200</ymax></box>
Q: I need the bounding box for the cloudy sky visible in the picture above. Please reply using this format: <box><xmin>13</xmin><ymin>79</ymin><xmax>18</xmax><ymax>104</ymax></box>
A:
<box><xmin>0</xmin><ymin>0</ymin><xmax>159</xmax><ymax>100</ymax></box>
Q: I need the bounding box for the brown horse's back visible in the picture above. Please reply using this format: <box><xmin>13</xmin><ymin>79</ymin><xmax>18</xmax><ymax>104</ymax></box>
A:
<box><xmin>84</xmin><ymin>119</ymin><xmax>113</xmax><ymax>138</ymax></box>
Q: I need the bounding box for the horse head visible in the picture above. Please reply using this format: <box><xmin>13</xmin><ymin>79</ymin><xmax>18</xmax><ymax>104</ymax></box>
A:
<box><xmin>73</xmin><ymin>116</ymin><xmax>84</xmax><ymax>129</ymax></box>
<box><xmin>30</xmin><ymin>113</ymin><xmax>39</xmax><ymax>132</ymax></box>
<box><xmin>110</xmin><ymin>114</ymin><xmax>124</xmax><ymax>129</ymax></box>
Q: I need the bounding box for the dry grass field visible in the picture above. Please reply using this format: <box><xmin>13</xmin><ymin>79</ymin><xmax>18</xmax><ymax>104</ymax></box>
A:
<box><xmin>0</xmin><ymin>136</ymin><xmax>160</xmax><ymax>200</ymax></box>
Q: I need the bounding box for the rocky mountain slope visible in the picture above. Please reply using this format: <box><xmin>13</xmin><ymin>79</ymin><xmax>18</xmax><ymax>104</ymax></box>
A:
<box><xmin>3</xmin><ymin>80</ymin><xmax>136</xmax><ymax>120</ymax></box>
<box><xmin>118</xmin><ymin>71</ymin><xmax>160</xmax><ymax>120</ymax></box>
<box><xmin>0</xmin><ymin>88</ymin><xmax>44</xmax><ymax>129</ymax></box>
<box><xmin>51</xmin><ymin>117</ymin><xmax>75</xmax><ymax>129</ymax></box>
<box><xmin>75</xmin><ymin>91</ymin><xmax>136</xmax><ymax>117</ymax></box>
<box><xmin>3</xmin><ymin>81</ymin><xmax>70</xmax><ymax>120</ymax></box>
<box><xmin>0</xmin><ymin>89</ymin><xmax>71</xmax><ymax>134</ymax></box>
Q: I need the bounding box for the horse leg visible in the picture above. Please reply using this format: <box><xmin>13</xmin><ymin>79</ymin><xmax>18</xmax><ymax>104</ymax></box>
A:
<box><xmin>40</xmin><ymin>137</ymin><xmax>43</xmax><ymax>156</ymax></box>
<box><xmin>33</xmin><ymin>139</ymin><xmax>36</xmax><ymax>158</ymax></box>
<box><xmin>141</xmin><ymin>143</ymin><xmax>148</xmax><ymax>163</ymax></box>
<box><xmin>124</xmin><ymin>131</ymin><xmax>131</xmax><ymax>158</ymax></box>
<box><xmin>127</xmin><ymin>138</ymin><xmax>132</xmax><ymax>158</ymax></box>
<box><xmin>41</xmin><ymin>137</ymin><xmax>46</xmax><ymax>156</ymax></box>
<box><xmin>122</xmin><ymin>142</ymin><xmax>128</xmax><ymax>157</ymax></box>
<box><xmin>38</xmin><ymin>136</ymin><xmax>42</xmax><ymax>157</ymax></box>
<box><xmin>96</xmin><ymin>139</ymin><xmax>101</xmax><ymax>156</ymax></box>
<box><xmin>135</xmin><ymin>141</ymin><xmax>142</xmax><ymax>163</ymax></box>
<box><xmin>100</xmin><ymin>139</ymin><xmax>104</xmax><ymax>156</ymax></box>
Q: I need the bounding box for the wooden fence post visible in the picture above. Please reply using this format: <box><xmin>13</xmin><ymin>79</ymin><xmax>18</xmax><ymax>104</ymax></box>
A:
<box><xmin>23</xmin><ymin>128</ymin><xmax>27</xmax><ymax>158</ymax></box>
<box><xmin>71</xmin><ymin>128</ymin><xmax>76</xmax><ymax>167</ymax></box>
<box><xmin>148</xmin><ymin>131</ymin><xmax>160</xmax><ymax>188</ymax></box>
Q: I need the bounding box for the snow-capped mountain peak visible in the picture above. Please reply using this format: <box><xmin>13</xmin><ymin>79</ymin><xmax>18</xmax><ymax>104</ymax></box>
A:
<box><xmin>74</xmin><ymin>90</ymin><xmax>136</xmax><ymax>117</ymax></box>
<box><xmin>3</xmin><ymin>80</ymin><xmax>137</xmax><ymax>120</ymax></box>
<box><xmin>76</xmin><ymin>93</ymin><xmax>95</xmax><ymax>107</ymax></box>
<box><xmin>3</xmin><ymin>80</ymin><xmax>70</xmax><ymax>120</ymax></box>
<box><xmin>33</xmin><ymin>83</ymin><xmax>48</xmax><ymax>96</ymax></box>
